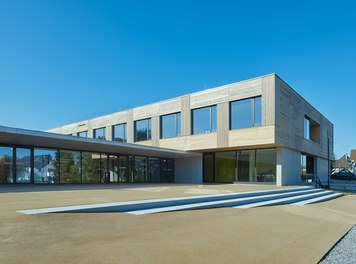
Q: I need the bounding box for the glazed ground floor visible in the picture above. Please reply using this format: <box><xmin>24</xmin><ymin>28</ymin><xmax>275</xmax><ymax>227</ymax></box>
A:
<box><xmin>0</xmin><ymin>143</ymin><xmax>329</xmax><ymax>186</ymax></box>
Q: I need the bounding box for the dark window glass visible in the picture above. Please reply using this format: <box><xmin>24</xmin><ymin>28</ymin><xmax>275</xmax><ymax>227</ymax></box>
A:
<box><xmin>160</xmin><ymin>158</ymin><xmax>174</xmax><ymax>182</ymax></box>
<box><xmin>77</xmin><ymin>131</ymin><xmax>88</xmax><ymax>138</ymax></box>
<box><xmin>134</xmin><ymin>156</ymin><xmax>147</xmax><ymax>182</ymax></box>
<box><xmin>60</xmin><ymin>150</ymin><xmax>81</xmax><ymax>183</ymax></box>
<box><xmin>192</xmin><ymin>105</ymin><xmax>217</xmax><ymax>135</ymax></box>
<box><xmin>94</xmin><ymin>127</ymin><xmax>106</xmax><ymax>140</ymax></box>
<box><xmin>237</xmin><ymin>150</ymin><xmax>256</xmax><ymax>182</ymax></box>
<box><xmin>301</xmin><ymin>154</ymin><xmax>314</xmax><ymax>182</ymax></box>
<box><xmin>134</xmin><ymin>119</ymin><xmax>151</xmax><ymax>142</ymax></box>
<box><xmin>109</xmin><ymin>155</ymin><xmax>118</xmax><ymax>182</ymax></box>
<box><xmin>113</xmin><ymin>123</ymin><xmax>127</xmax><ymax>142</ymax></box>
<box><xmin>101</xmin><ymin>154</ymin><xmax>108</xmax><ymax>183</ymax></box>
<box><xmin>34</xmin><ymin>149</ymin><xmax>59</xmax><ymax>184</ymax></box>
<box><xmin>0</xmin><ymin>146</ymin><xmax>14</xmax><ymax>183</ymax></box>
<box><xmin>16</xmin><ymin>148</ymin><xmax>32</xmax><ymax>183</ymax></box>
<box><xmin>119</xmin><ymin>156</ymin><xmax>129</xmax><ymax>182</ymax></box>
<box><xmin>148</xmin><ymin>158</ymin><xmax>160</xmax><ymax>182</ymax></box>
<box><xmin>215</xmin><ymin>151</ymin><xmax>236</xmax><ymax>182</ymax></box>
<box><xmin>203</xmin><ymin>153</ymin><xmax>214</xmax><ymax>182</ymax></box>
<box><xmin>230</xmin><ymin>96</ymin><xmax>261</xmax><ymax>130</ymax></box>
<box><xmin>160</xmin><ymin>112</ymin><xmax>181</xmax><ymax>139</ymax></box>
<box><xmin>256</xmin><ymin>149</ymin><xmax>276</xmax><ymax>183</ymax></box>
<box><xmin>82</xmin><ymin>152</ymin><xmax>100</xmax><ymax>183</ymax></box>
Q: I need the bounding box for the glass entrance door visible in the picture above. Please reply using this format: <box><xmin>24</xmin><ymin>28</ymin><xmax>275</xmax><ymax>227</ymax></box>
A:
<box><xmin>160</xmin><ymin>159</ymin><xmax>174</xmax><ymax>182</ymax></box>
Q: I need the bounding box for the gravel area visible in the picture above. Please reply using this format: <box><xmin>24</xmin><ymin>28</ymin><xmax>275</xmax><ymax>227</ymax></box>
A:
<box><xmin>319</xmin><ymin>225</ymin><xmax>356</xmax><ymax>263</ymax></box>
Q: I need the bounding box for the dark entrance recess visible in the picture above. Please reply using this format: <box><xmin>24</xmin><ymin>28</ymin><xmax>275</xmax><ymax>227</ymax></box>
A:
<box><xmin>160</xmin><ymin>158</ymin><xmax>174</xmax><ymax>182</ymax></box>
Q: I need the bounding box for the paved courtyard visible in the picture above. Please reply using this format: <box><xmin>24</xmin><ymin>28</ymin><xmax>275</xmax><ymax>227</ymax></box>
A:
<box><xmin>1</xmin><ymin>184</ymin><xmax>356</xmax><ymax>264</ymax></box>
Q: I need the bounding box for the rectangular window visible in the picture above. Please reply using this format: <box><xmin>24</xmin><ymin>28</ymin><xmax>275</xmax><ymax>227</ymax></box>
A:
<box><xmin>16</xmin><ymin>148</ymin><xmax>32</xmax><ymax>183</ymax></box>
<box><xmin>304</xmin><ymin>117</ymin><xmax>310</xmax><ymax>140</ymax></box>
<box><xmin>160</xmin><ymin>112</ymin><xmax>181</xmax><ymax>139</ymax></box>
<box><xmin>192</xmin><ymin>105</ymin><xmax>217</xmax><ymax>135</ymax></box>
<box><xmin>82</xmin><ymin>152</ymin><xmax>101</xmax><ymax>183</ymax></box>
<box><xmin>301</xmin><ymin>154</ymin><xmax>314</xmax><ymax>182</ymax></box>
<box><xmin>0</xmin><ymin>146</ymin><xmax>14</xmax><ymax>183</ymax></box>
<box><xmin>112</xmin><ymin>123</ymin><xmax>127</xmax><ymax>142</ymax></box>
<box><xmin>34</xmin><ymin>148</ymin><xmax>59</xmax><ymax>184</ymax></box>
<box><xmin>93</xmin><ymin>127</ymin><xmax>106</xmax><ymax>140</ymax></box>
<box><xmin>134</xmin><ymin>118</ymin><xmax>151</xmax><ymax>142</ymax></box>
<box><xmin>77</xmin><ymin>131</ymin><xmax>88</xmax><ymax>138</ymax></box>
<box><xmin>60</xmin><ymin>150</ymin><xmax>81</xmax><ymax>183</ymax></box>
<box><xmin>256</xmin><ymin>149</ymin><xmax>276</xmax><ymax>183</ymax></box>
<box><xmin>230</xmin><ymin>96</ymin><xmax>261</xmax><ymax>130</ymax></box>
<box><xmin>304</xmin><ymin>115</ymin><xmax>320</xmax><ymax>143</ymax></box>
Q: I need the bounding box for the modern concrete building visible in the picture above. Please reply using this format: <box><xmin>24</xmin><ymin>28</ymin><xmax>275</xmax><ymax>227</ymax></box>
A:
<box><xmin>0</xmin><ymin>74</ymin><xmax>333</xmax><ymax>186</ymax></box>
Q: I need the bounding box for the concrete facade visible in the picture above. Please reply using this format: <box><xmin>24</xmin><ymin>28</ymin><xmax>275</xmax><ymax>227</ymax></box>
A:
<box><xmin>46</xmin><ymin>74</ymin><xmax>333</xmax><ymax>186</ymax></box>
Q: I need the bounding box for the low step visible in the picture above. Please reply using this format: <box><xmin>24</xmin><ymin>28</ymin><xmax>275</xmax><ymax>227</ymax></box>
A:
<box><xmin>127</xmin><ymin>189</ymin><xmax>323</xmax><ymax>215</ymax></box>
<box><xmin>17</xmin><ymin>187</ymin><xmax>312</xmax><ymax>215</ymax></box>
<box><xmin>233</xmin><ymin>190</ymin><xmax>335</xmax><ymax>209</ymax></box>
<box><xmin>292</xmin><ymin>192</ymin><xmax>343</xmax><ymax>205</ymax></box>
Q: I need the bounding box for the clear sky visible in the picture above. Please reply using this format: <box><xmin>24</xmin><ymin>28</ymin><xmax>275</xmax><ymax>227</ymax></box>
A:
<box><xmin>0</xmin><ymin>0</ymin><xmax>355</xmax><ymax>158</ymax></box>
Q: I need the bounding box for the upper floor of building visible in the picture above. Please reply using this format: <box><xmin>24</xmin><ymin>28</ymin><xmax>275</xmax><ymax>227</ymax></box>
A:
<box><xmin>47</xmin><ymin>74</ymin><xmax>333</xmax><ymax>159</ymax></box>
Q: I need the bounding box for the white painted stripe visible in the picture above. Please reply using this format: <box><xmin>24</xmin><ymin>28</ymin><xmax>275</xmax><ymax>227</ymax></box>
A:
<box><xmin>17</xmin><ymin>187</ymin><xmax>312</xmax><ymax>215</ymax></box>
<box><xmin>126</xmin><ymin>189</ymin><xmax>321</xmax><ymax>215</ymax></box>
<box><xmin>292</xmin><ymin>193</ymin><xmax>343</xmax><ymax>206</ymax></box>
<box><xmin>233</xmin><ymin>191</ymin><xmax>334</xmax><ymax>209</ymax></box>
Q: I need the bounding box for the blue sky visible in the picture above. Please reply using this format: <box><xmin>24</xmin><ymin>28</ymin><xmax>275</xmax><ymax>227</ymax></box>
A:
<box><xmin>0</xmin><ymin>0</ymin><xmax>355</xmax><ymax>158</ymax></box>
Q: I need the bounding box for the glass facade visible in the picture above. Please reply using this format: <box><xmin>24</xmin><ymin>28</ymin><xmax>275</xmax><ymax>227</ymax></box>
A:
<box><xmin>94</xmin><ymin>127</ymin><xmax>106</xmax><ymax>140</ymax></box>
<box><xmin>238</xmin><ymin>150</ymin><xmax>256</xmax><ymax>182</ymax></box>
<box><xmin>82</xmin><ymin>152</ymin><xmax>101</xmax><ymax>183</ymax></box>
<box><xmin>109</xmin><ymin>155</ymin><xmax>118</xmax><ymax>182</ymax></box>
<box><xmin>215</xmin><ymin>151</ymin><xmax>236</xmax><ymax>182</ymax></box>
<box><xmin>256</xmin><ymin>149</ymin><xmax>276</xmax><ymax>182</ymax></box>
<box><xmin>77</xmin><ymin>131</ymin><xmax>88</xmax><ymax>138</ymax></box>
<box><xmin>113</xmin><ymin>124</ymin><xmax>127</xmax><ymax>142</ymax></box>
<box><xmin>160</xmin><ymin>112</ymin><xmax>181</xmax><ymax>139</ymax></box>
<box><xmin>60</xmin><ymin>150</ymin><xmax>81</xmax><ymax>183</ymax></box>
<box><xmin>0</xmin><ymin>144</ymin><xmax>174</xmax><ymax>184</ymax></box>
<box><xmin>0</xmin><ymin>146</ymin><xmax>14</xmax><ymax>183</ymax></box>
<box><xmin>16</xmin><ymin>148</ymin><xmax>32</xmax><ymax>183</ymax></box>
<box><xmin>192</xmin><ymin>105</ymin><xmax>217</xmax><ymax>135</ymax></box>
<box><xmin>230</xmin><ymin>96</ymin><xmax>261</xmax><ymax>130</ymax></box>
<box><xmin>204</xmin><ymin>149</ymin><xmax>276</xmax><ymax>183</ymax></box>
<box><xmin>203</xmin><ymin>153</ymin><xmax>214</xmax><ymax>182</ymax></box>
<box><xmin>134</xmin><ymin>156</ymin><xmax>147</xmax><ymax>182</ymax></box>
<box><xmin>148</xmin><ymin>158</ymin><xmax>160</xmax><ymax>182</ymax></box>
<box><xmin>160</xmin><ymin>158</ymin><xmax>174</xmax><ymax>182</ymax></box>
<box><xmin>34</xmin><ymin>149</ymin><xmax>59</xmax><ymax>184</ymax></box>
<box><xmin>134</xmin><ymin>119</ymin><xmax>151</xmax><ymax>142</ymax></box>
<box><xmin>118</xmin><ymin>156</ymin><xmax>129</xmax><ymax>182</ymax></box>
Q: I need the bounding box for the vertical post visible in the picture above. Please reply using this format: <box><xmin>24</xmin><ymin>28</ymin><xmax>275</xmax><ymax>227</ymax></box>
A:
<box><xmin>327</xmin><ymin>137</ymin><xmax>330</xmax><ymax>188</ymax></box>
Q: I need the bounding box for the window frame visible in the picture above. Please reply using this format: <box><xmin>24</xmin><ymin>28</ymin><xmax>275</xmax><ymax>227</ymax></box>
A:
<box><xmin>191</xmin><ymin>105</ymin><xmax>217</xmax><ymax>135</ymax></box>
<box><xmin>93</xmin><ymin>127</ymin><xmax>106</xmax><ymax>140</ymax></box>
<box><xmin>112</xmin><ymin>123</ymin><xmax>127</xmax><ymax>142</ymax></box>
<box><xmin>160</xmin><ymin>112</ymin><xmax>181</xmax><ymax>139</ymax></box>
<box><xmin>229</xmin><ymin>96</ymin><xmax>262</xmax><ymax>130</ymax></box>
<box><xmin>134</xmin><ymin>118</ymin><xmax>152</xmax><ymax>142</ymax></box>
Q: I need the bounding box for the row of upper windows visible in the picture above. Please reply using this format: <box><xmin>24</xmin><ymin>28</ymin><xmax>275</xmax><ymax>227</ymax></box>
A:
<box><xmin>77</xmin><ymin>96</ymin><xmax>262</xmax><ymax>142</ymax></box>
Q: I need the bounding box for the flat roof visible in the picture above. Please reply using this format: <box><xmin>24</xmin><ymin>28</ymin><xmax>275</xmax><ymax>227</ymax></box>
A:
<box><xmin>0</xmin><ymin>125</ymin><xmax>199</xmax><ymax>159</ymax></box>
